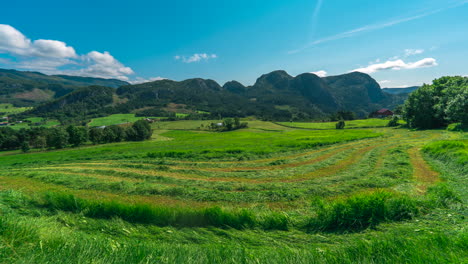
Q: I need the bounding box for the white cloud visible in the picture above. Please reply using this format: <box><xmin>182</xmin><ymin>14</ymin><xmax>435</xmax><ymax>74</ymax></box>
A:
<box><xmin>0</xmin><ymin>24</ymin><xmax>31</xmax><ymax>55</ymax></box>
<box><xmin>0</xmin><ymin>25</ymin><xmax>77</xmax><ymax>59</ymax></box>
<box><xmin>0</xmin><ymin>24</ymin><xmax>135</xmax><ymax>81</ymax></box>
<box><xmin>129</xmin><ymin>76</ymin><xmax>167</xmax><ymax>84</ymax></box>
<box><xmin>352</xmin><ymin>58</ymin><xmax>438</xmax><ymax>74</ymax></box>
<box><xmin>311</xmin><ymin>70</ymin><xmax>327</xmax><ymax>77</ymax></box>
<box><xmin>175</xmin><ymin>53</ymin><xmax>218</xmax><ymax>63</ymax></box>
<box><xmin>404</xmin><ymin>49</ymin><xmax>424</xmax><ymax>57</ymax></box>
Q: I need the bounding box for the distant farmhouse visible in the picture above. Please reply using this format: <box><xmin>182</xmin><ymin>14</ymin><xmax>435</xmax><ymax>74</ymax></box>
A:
<box><xmin>372</xmin><ymin>109</ymin><xmax>394</xmax><ymax>118</ymax></box>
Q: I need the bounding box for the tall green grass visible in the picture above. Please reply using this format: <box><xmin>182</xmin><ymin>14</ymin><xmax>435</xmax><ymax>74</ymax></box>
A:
<box><xmin>307</xmin><ymin>190</ymin><xmax>419</xmax><ymax>232</ymax></box>
<box><xmin>40</xmin><ymin>192</ymin><xmax>289</xmax><ymax>230</ymax></box>
<box><xmin>423</xmin><ymin>140</ymin><xmax>467</xmax><ymax>169</ymax></box>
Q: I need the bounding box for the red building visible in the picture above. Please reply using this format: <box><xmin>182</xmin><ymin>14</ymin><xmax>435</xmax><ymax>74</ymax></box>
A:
<box><xmin>373</xmin><ymin>109</ymin><xmax>394</xmax><ymax>118</ymax></box>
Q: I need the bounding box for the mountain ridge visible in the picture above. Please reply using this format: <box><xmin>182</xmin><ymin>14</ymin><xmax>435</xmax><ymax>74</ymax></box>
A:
<box><xmin>4</xmin><ymin>68</ymin><xmax>407</xmax><ymax>122</ymax></box>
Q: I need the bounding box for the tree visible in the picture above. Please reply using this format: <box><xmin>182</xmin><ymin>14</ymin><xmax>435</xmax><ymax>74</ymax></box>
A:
<box><xmin>67</xmin><ymin>125</ymin><xmax>89</xmax><ymax>147</ymax></box>
<box><xmin>129</xmin><ymin>120</ymin><xmax>152</xmax><ymax>141</ymax></box>
<box><xmin>336</xmin><ymin>120</ymin><xmax>345</xmax><ymax>129</ymax></box>
<box><xmin>46</xmin><ymin>128</ymin><xmax>69</xmax><ymax>149</ymax></box>
<box><xmin>387</xmin><ymin>116</ymin><xmax>400</xmax><ymax>127</ymax></box>
<box><xmin>89</xmin><ymin>128</ymin><xmax>104</xmax><ymax>144</ymax></box>
<box><xmin>445</xmin><ymin>89</ymin><xmax>468</xmax><ymax>127</ymax></box>
<box><xmin>20</xmin><ymin>141</ymin><xmax>30</xmax><ymax>153</ymax></box>
<box><xmin>403</xmin><ymin>76</ymin><xmax>468</xmax><ymax>129</ymax></box>
<box><xmin>223</xmin><ymin>118</ymin><xmax>234</xmax><ymax>131</ymax></box>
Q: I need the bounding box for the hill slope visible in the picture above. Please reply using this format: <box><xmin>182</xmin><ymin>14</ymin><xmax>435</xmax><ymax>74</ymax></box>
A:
<box><xmin>0</xmin><ymin>69</ymin><xmax>128</xmax><ymax>106</ymax></box>
<box><xmin>12</xmin><ymin>69</ymin><xmax>408</xmax><ymax>121</ymax></box>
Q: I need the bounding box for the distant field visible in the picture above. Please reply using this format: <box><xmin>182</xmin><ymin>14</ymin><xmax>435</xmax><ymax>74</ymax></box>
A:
<box><xmin>278</xmin><ymin>118</ymin><xmax>405</xmax><ymax>129</ymax></box>
<box><xmin>9</xmin><ymin>117</ymin><xmax>60</xmax><ymax>130</ymax></box>
<box><xmin>153</xmin><ymin>120</ymin><xmax>292</xmax><ymax>131</ymax></box>
<box><xmin>88</xmin><ymin>114</ymin><xmax>146</xmax><ymax>127</ymax></box>
<box><xmin>0</xmin><ymin>103</ymin><xmax>32</xmax><ymax>115</ymax></box>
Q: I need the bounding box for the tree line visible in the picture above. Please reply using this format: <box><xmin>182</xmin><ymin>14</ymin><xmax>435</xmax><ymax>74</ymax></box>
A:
<box><xmin>0</xmin><ymin>120</ymin><xmax>152</xmax><ymax>152</ymax></box>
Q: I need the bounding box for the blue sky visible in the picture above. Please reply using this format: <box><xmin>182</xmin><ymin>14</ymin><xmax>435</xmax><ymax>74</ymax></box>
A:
<box><xmin>1</xmin><ymin>0</ymin><xmax>467</xmax><ymax>87</ymax></box>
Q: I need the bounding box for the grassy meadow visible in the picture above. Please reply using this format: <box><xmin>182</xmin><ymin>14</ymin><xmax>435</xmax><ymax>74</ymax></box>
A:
<box><xmin>0</xmin><ymin>119</ymin><xmax>466</xmax><ymax>263</ymax></box>
<box><xmin>0</xmin><ymin>103</ymin><xmax>32</xmax><ymax>115</ymax></box>
<box><xmin>278</xmin><ymin>118</ymin><xmax>406</xmax><ymax>129</ymax></box>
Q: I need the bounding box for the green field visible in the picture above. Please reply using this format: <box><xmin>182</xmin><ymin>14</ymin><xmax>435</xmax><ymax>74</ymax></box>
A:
<box><xmin>0</xmin><ymin>103</ymin><xmax>32</xmax><ymax>115</ymax></box>
<box><xmin>0</xmin><ymin>121</ymin><xmax>466</xmax><ymax>263</ymax></box>
<box><xmin>7</xmin><ymin>117</ymin><xmax>60</xmax><ymax>130</ymax></box>
<box><xmin>278</xmin><ymin>118</ymin><xmax>405</xmax><ymax>129</ymax></box>
<box><xmin>88</xmin><ymin>114</ymin><xmax>147</xmax><ymax>127</ymax></box>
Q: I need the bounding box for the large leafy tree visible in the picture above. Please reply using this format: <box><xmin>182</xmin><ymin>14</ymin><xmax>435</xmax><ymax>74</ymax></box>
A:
<box><xmin>403</xmin><ymin>76</ymin><xmax>468</xmax><ymax>129</ymax></box>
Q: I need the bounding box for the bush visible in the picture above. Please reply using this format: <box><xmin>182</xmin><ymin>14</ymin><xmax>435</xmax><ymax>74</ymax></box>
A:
<box><xmin>387</xmin><ymin>116</ymin><xmax>400</xmax><ymax>127</ymax></box>
<box><xmin>336</xmin><ymin>120</ymin><xmax>345</xmax><ymax>129</ymax></box>
<box><xmin>447</xmin><ymin>123</ymin><xmax>467</xmax><ymax>132</ymax></box>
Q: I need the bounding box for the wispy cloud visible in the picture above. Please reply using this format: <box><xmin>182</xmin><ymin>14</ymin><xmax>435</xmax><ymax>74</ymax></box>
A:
<box><xmin>289</xmin><ymin>1</ymin><xmax>468</xmax><ymax>54</ymax></box>
<box><xmin>175</xmin><ymin>53</ymin><xmax>218</xmax><ymax>63</ymax></box>
<box><xmin>404</xmin><ymin>49</ymin><xmax>424</xmax><ymax>57</ymax></box>
<box><xmin>352</xmin><ymin>58</ymin><xmax>438</xmax><ymax>74</ymax></box>
<box><xmin>310</xmin><ymin>0</ymin><xmax>324</xmax><ymax>40</ymax></box>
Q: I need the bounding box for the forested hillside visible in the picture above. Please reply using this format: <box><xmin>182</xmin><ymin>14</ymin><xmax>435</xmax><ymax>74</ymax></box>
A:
<box><xmin>0</xmin><ymin>69</ymin><xmax>128</xmax><ymax>106</ymax></box>
<box><xmin>4</xmin><ymin>68</ymin><xmax>409</xmax><ymax>122</ymax></box>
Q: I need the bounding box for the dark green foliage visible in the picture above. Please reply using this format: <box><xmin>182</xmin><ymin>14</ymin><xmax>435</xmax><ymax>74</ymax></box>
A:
<box><xmin>46</xmin><ymin>127</ymin><xmax>69</xmax><ymax>149</ymax></box>
<box><xmin>128</xmin><ymin>120</ymin><xmax>153</xmax><ymax>141</ymax></box>
<box><xmin>336</xmin><ymin>120</ymin><xmax>345</xmax><ymax>129</ymax></box>
<box><xmin>387</xmin><ymin>116</ymin><xmax>400</xmax><ymax>127</ymax></box>
<box><xmin>208</xmin><ymin>118</ymin><xmax>249</xmax><ymax>132</ymax></box>
<box><xmin>89</xmin><ymin>127</ymin><xmax>104</xmax><ymax>144</ymax></box>
<box><xmin>330</xmin><ymin>111</ymin><xmax>356</xmax><ymax>121</ymax></box>
<box><xmin>66</xmin><ymin>125</ymin><xmax>88</xmax><ymax>147</ymax></box>
<box><xmin>307</xmin><ymin>191</ymin><xmax>419</xmax><ymax>232</ymax></box>
<box><xmin>26</xmin><ymin>86</ymin><xmax>115</xmax><ymax>121</ymax></box>
<box><xmin>403</xmin><ymin>76</ymin><xmax>468</xmax><ymax>129</ymax></box>
<box><xmin>20</xmin><ymin>141</ymin><xmax>30</xmax><ymax>153</ymax></box>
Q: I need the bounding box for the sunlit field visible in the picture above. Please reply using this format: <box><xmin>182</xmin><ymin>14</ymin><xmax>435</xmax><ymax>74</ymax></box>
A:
<box><xmin>0</xmin><ymin>120</ymin><xmax>466</xmax><ymax>263</ymax></box>
<box><xmin>278</xmin><ymin>118</ymin><xmax>406</xmax><ymax>130</ymax></box>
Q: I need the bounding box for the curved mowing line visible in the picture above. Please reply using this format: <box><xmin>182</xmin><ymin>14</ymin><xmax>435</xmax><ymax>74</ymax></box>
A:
<box><xmin>41</xmin><ymin>142</ymin><xmax>387</xmax><ymax>184</ymax></box>
<box><xmin>37</xmin><ymin>137</ymin><xmax>429</xmax><ymax>185</ymax></box>
<box><xmin>408</xmin><ymin>146</ymin><xmax>439</xmax><ymax>193</ymax></box>
<box><xmin>0</xmin><ymin>175</ymin><xmax>213</xmax><ymax>208</ymax></box>
<box><xmin>31</xmin><ymin>170</ymin><xmax>145</xmax><ymax>184</ymax></box>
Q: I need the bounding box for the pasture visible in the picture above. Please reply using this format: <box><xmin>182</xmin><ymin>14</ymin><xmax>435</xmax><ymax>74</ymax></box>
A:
<box><xmin>278</xmin><ymin>118</ymin><xmax>405</xmax><ymax>129</ymax></box>
<box><xmin>0</xmin><ymin>121</ymin><xmax>466</xmax><ymax>263</ymax></box>
<box><xmin>88</xmin><ymin>114</ymin><xmax>146</xmax><ymax>127</ymax></box>
<box><xmin>0</xmin><ymin>103</ymin><xmax>32</xmax><ymax>115</ymax></box>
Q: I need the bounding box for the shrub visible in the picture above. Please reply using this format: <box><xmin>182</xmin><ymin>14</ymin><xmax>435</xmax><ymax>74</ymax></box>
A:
<box><xmin>387</xmin><ymin>116</ymin><xmax>400</xmax><ymax>127</ymax></box>
<box><xmin>336</xmin><ymin>120</ymin><xmax>345</xmax><ymax>129</ymax></box>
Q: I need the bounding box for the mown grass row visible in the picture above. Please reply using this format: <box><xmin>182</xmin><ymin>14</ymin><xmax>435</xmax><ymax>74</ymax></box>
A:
<box><xmin>35</xmin><ymin>189</ymin><xmax>433</xmax><ymax>233</ymax></box>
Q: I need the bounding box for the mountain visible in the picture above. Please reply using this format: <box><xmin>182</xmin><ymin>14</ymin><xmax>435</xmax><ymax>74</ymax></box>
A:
<box><xmin>13</xmin><ymin>69</ymin><xmax>408</xmax><ymax>122</ymax></box>
<box><xmin>382</xmin><ymin>86</ymin><xmax>419</xmax><ymax>95</ymax></box>
<box><xmin>0</xmin><ymin>69</ymin><xmax>128</xmax><ymax>106</ymax></box>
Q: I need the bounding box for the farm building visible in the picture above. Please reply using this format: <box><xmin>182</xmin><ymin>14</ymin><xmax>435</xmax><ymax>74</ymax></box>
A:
<box><xmin>372</xmin><ymin>109</ymin><xmax>394</xmax><ymax>118</ymax></box>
